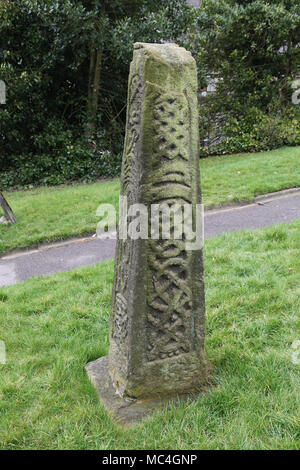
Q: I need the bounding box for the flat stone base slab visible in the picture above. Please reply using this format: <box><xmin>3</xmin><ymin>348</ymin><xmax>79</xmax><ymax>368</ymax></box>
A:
<box><xmin>86</xmin><ymin>356</ymin><xmax>202</xmax><ymax>426</ymax></box>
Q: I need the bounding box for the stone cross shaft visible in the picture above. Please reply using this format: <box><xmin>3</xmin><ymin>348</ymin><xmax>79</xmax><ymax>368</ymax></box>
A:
<box><xmin>109</xmin><ymin>43</ymin><xmax>207</xmax><ymax>399</ymax></box>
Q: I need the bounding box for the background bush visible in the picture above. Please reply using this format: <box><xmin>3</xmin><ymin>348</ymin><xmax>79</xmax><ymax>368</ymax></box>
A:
<box><xmin>194</xmin><ymin>0</ymin><xmax>300</xmax><ymax>155</ymax></box>
<box><xmin>0</xmin><ymin>0</ymin><xmax>195</xmax><ymax>188</ymax></box>
<box><xmin>0</xmin><ymin>0</ymin><xmax>299</xmax><ymax>189</ymax></box>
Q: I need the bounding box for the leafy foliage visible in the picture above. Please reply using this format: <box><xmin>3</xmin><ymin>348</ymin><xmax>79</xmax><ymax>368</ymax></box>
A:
<box><xmin>0</xmin><ymin>0</ymin><xmax>192</xmax><ymax>186</ymax></box>
<box><xmin>0</xmin><ymin>0</ymin><xmax>300</xmax><ymax>187</ymax></box>
<box><xmin>193</xmin><ymin>0</ymin><xmax>300</xmax><ymax>154</ymax></box>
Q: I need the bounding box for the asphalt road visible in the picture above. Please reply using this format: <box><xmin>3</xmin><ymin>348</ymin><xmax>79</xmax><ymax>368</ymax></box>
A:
<box><xmin>0</xmin><ymin>191</ymin><xmax>299</xmax><ymax>287</ymax></box>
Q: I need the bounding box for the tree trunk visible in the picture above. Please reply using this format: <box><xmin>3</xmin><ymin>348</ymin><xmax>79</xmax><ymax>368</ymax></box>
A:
<box><xmin>86</xmin><ymin>45</ymin><xmax>102</xmax><ymax>141</ymax></box>
<box><xmin>0</xmin><ymin>192</ymin><xmax>16</xmax><ymax>224</ymax></box>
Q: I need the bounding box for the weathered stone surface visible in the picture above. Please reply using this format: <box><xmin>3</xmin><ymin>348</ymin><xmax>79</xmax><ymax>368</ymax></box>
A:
<box><xmin>87</xmin><ymin>43</ymin><xmax>207</xmax><ymax>415</ymax></box>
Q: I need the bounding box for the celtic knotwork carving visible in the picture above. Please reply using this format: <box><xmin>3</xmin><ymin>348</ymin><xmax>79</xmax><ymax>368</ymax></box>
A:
<box><xmin>146</xmin><ymin>86</ymin><xmax>194</xmax><ymax>362</ymax></box>
<box><xmin>152</xmin><ymin>91</ymin><xmax>189</xmax><ymax>164</ymax></box>
<box><xmin>147</xmin><ymin>238</ymin><xmax>192</xmax><ymax>361</ymax></box>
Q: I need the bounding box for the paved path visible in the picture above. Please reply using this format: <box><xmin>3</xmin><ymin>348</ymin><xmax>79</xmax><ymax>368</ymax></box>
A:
<box><xmin>0</xmin><ymin>191</ymin><xmax>299</xmax><ymax>287</ymax></box>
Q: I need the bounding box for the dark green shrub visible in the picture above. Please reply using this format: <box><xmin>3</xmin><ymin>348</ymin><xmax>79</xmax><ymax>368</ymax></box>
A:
<box><xmin>199</xmin><ymin>107</ymin><xmax>300</xmax><ymax>157</ymax></box>
<box><xmin>0</xmin><ymin>145</ymin><xmax>122</xmax><ymax>190</ymax></box>
<box><xmin>0</xmin><ymin>0</ymin><xmax>193</xmax><ymax>188</ymax></box>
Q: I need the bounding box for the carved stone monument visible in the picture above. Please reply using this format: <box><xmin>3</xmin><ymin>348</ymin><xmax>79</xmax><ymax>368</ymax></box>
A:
<box><xmin>86</xmin><ymin>43</ymin><xmax>207</xmax><ymax>424</ymax></box>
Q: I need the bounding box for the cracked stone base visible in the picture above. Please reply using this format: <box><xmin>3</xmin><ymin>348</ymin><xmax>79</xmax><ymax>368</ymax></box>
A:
<box><xmin>86</xmin><ymin>356</ymin><xmax>203</xmax><ymax>426</ymax></box>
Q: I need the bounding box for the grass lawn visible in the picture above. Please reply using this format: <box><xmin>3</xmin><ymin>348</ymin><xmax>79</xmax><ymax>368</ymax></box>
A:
<box><xmin>1</xmin><ymin>145</ymin><xmax>300</xmax><ymax>254</ymax></box>
<box><xmin>0</xmin><ymin>219</ymin><xmax>299</xmax><ymax>450</ymax></box>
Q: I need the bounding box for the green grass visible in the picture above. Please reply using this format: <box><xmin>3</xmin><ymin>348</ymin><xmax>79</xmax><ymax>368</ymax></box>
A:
<box><xmin>1</xmin><ymin>145</ymin><xmax>300</xmax><ymax>254</ymax></box>
<box><xmin>0</xmin><ymin>219</ymin><xmax>299</xmax><ymax>450</ymax></box>
<box><xmin>201</xmin><ymin>145</ymin><xmax>300</xmax><ymax>206</ymax></box>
